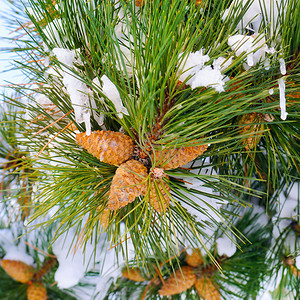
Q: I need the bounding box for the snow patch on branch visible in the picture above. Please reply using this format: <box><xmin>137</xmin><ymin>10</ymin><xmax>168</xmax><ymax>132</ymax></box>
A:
<box><xmin>228</xmin><ymin>34</ymin><xmax>266</xmax><ymax>69</ymax></box>
<box><xmin>52</xmin><ymin>48</ymin><xmax>102</xmax><ymax>135</ymax></box>
<box><xmin>100</xmin><ymin>75</ymin><xmax>129</xmax><ymax>118</ymax></box>
<box><xmin>216</xmin><ymin>234</ymin><xmax>237</xmax><ymax>257</ymax></box>
<box><xmin>178</xmin><ymin>50</ymin><xmax>229</xmax><ymax>92</ymax></box>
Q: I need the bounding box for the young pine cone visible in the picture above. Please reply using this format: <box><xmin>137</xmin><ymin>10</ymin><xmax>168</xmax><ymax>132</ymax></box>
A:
<box><xmin>159</xmin><ymin>266</ymin><xmax>196</xmax><ymax>296</ymax></box>
<box><xmin>76</xmin><ymin>130</ymin><xmax>134</xmax><ymax>165</ymax></box>
<box><xmin>239</xmin><ymin>113</ymin><xmax>263</xmax><ymax>151</ymax></box>
<box><xmin>194</xmin><ymin>277</ymin><xmax>221</xmax><ymax>300</ymax></box>
<box><xmin>108</xmin><ymin>160</ymin><xmax>148</xmax><ymax>210</ymax></box>
<box><xmin>142</xmin><ymin>175</ymin><xmax>171</xmax><ymax>212</ymax></box>
<box><xmin>152</xmin><ymin>144</ymin><xmax>208</xmax><ymax>170</ymax></box>
<box><xmin>1</xmin><ymin>259</ymin><xmax>34</xmax><ymax>283</ymax></box>
<box><xmin>186</xmin><ymin>248</ymin><xmax>203</xmax><ymax>268</ymax></box>
<box><xmin>122</xmin><ymin>267</ymin><xmax>146</xmax><ymax>282</ymax></box>
<box><xmin>27</xmin><ymin>283</ymin><xmax>47</xmax><ymax>300</ymax></box>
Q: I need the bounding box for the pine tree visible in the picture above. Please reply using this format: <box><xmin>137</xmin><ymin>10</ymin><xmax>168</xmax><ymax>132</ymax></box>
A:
<box><xmin>0</xmin><ymin>0</ymin><xmax>299</xmax><ymax>299</ymax></box>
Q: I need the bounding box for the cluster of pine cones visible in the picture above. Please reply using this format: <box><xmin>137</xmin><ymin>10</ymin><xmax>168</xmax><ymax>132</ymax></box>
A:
<box><xmin>122</xmin><ymin>248</ymin><xmax>221</xmax><ymax>299</ymax></box>
<box><xmin>1</xmin><ymin>259</ymin><xmax>47</xmax><ymax>300</ymax></box>
<box><xmin>76</xmin><ymin>130</ymin><xmax>208</xmax><ymax>216</ymax></box>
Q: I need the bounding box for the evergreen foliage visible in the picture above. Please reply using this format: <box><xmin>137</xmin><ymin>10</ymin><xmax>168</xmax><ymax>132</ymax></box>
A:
<box><xmin>0</xmin><ymin>0</ymin><xmax>299</xmax><ymax>299</ymax></box>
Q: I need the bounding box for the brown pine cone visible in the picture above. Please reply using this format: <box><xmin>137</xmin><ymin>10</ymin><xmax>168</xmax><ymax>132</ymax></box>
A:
<box><xmin>27</xmin><ymin>283</ymin><xmax>47</xmax><ymax>300</ymax></box>
<box><xmin>152</xmin><ymin>143</ymin><xmax>208</xmax><ymax>170</ymax></box>
<box><xmin>238</xmin><ymin>113</ymin><xmax>263</xmax><ymax>151</ymax></box>
<box><xmin>142</xmin><ymin>175</ymin><xmax>170</xmax><ymax>212</ymax></box>
<box><xmin>186</xmin><ymin>248</ymin><xmax>203</xmax><ymax>267</ymax></box>
<box><xmin>194</xmin><ymin>277</ymin><xmax>221</xmax><ymax>300</ymax></box>
<box><xmin>159</xmin><ymin>266</ymin><xmax>196</xmax><ymax>296</ymax></box>
<box><xmin>108</xmin><ymin>160</ymin><xmax>148</xmax><ymax>210</ymax></box>
<box><xmin>122</xmin><ymin>267</ymin><xmax>146</xmax><ymax>282</ymax></box>
<box><xmin>76</xmin><ymin>130</ymin><xmax>134</xmax><ymax>165</ymax></box>
<box><xmin>1</xmin><ymin>259</ymin><xmax>34</xmax><ymax>283</ymax></box>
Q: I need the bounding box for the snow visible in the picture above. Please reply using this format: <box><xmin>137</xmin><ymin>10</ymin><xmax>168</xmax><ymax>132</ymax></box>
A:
<box><xmin>178</xmin><ymin>50</ymin><xmax>210</xmax><ymax>84</ymax></box>
<box><xmin>278</xmin><ymin>77</ymin><xmax>287</xmax><ymax>120</ymax></box>
<box><xmin>101</xmin><ymin>75</ymin><xmax>129</xmax><ymax>117</ymax></box>
<box><xmin>279</xmin><ymin>58</ymin><xmax>286</xmax><ymax>75</ymax></box>
<box><xmin>0</xmin><ymin>229</ymin><xmax>34</xmax><ymax>266</ymax></box>
<box><xmin>268</xmin><ymin>88</ymin><xmax>274</xmax><ymax>95</ymax></box>
<box><xmin>52</xmin><ymin>48</ymin><xmax>104</xmax><ymax>135</ymax></box>
<box><xmin>216</xmin><ymin>234</ymin><xmax>237</xmax><ymax>257</ymax></box>
<box><xmin>213</xmin><ymin>56</ymin><xmax>233</xmax><ymax>72</ymax></box>
<box><xmin>223</xmin><ymin>0</ymin><xmax>285</xmax><ymax>34</ymax></box>
<box><xmin>52</xmin><ymin>229</ymin><xmax>96</xmax><ymax>289</ymax></box>
<box><xmin>191</xmin><ymin>66</ymin><xmax>226</xmax><ymax>92</ymax></box>
<box><xmin>113</xmin><ymin>8</ymin><xmax>136</xmax><ymax>76</ymax></box>
<box><xmin>296</xmin><ymin>255</ymin><xmax>300</xmax><ymax>269</ymax></box>
<box><xmin>178</xmin><ymin>50</ymin><xmax>227</xmax><ymax>92</ymax></box>
<box><xmin>228</xmin><ymin>34</ymin><xmax>266</xmax><ymax>69</ymax></box>
<box><xmin>264</xmin><ymin>57</ymin><xmax>270</xmax><ymax>70</ymax></box>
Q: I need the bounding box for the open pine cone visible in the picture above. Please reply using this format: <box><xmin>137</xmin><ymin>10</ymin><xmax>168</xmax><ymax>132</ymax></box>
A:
<box><xmin>77</xmin><ymin>130</ymin><xmax>208</xmax><ymax>212</ymax></box>
<box><xmin>159</xmin><ymin>266</ymin><xmax>196</xmax><ymax>296</ymax></box>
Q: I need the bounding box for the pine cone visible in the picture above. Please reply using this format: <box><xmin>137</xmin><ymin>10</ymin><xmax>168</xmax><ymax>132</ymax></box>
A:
<box><xmin>108</xmin><ymin>160</ymin><xmax>148</xmax><ymax>210</ymax></box>
<box><xmin>186</xmin><ymin>248</ymin><xmax>203</xmax><ymax>267</ymax></box>
<box><xmin>122</xmin><ymin>267</ymin><xmax>146</xmax><ymax>282</ymax></box>
<box><xmin>27</xmin><ymin>283</ymin><xmax>47</xmax><ymax>300</ymax></box>
<box><xmin>153</xmin><ymin>144</ymin><xmax>208</xmax><ymax>170</ymax></box>
<box><xmin>76</xmin><ymin>130</ymin><xmax>134</xmax><ymax>165</ymax></box>
<box><xmin>1</xmin><ymin>259</ymin><xmax>34</xmax><ymax>283</ymax></box>
<box><xmin>159</xmin><ymin>266</ymin><xmax>196</xmax><ymax>296</ymax></box>
<box><xmin>239</xmin><ymin>113</ymin><xmax>263</xmax><ymax>151</ymax></box>
<box><xmin>142</xmin><ymin>175</ymin><xmax>170</xmax><ymax>212</ymax></box>
<box><xmin>194</xmin><ymin>277</ymin><xmax>221</xmax><ymax>300</ymax></box>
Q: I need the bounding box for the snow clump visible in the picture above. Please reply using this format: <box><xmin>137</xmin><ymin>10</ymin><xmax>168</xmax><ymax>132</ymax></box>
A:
<box><xmin>179</xmin><ymin>50</ymin><xmax>229</xmax><ymax>92</ymax></box>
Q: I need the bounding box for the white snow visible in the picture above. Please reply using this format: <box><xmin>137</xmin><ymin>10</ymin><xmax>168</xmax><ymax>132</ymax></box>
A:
<box><xmin>216</xmin><ymin>234</ymin><xmax>237</xmax><ymax>257</ymax></box>
<box><xmin>52</xmin><ymin>48</ymin><xmax>104</xmax><ymax>135</ymax></box>
<box><xmin>178</xmin><ymin>50</ymin><xmax>227</xmax><ymax>92</ymax></box>
<box><xmin>113</xmin><ymin>8</ymin><xmax>137</xmax><ymax>76</ymax></box>
<box><xmin>223</xmin><ymin>0</ymin><xmax>285</xmax><ymax>34</ymax></box>
<box><xmin>213</xmin><ymin>56</ymin><xmax>233</xmax><ymax>72</ymax></box>
<box><xmin>191</xmin><ymin>66</ymin><xmax>226</xmax><ymax>92</ymax></box>
<box><xmin>178</xmin><ymin>50</ymin><xmax>210</xmax><ymax>84</ymax></box>
<box><xmin>0</xmin><ymin>229</ymin><xmax>34</xmax><ymax>266</ymax></box>
<box><xmin>228</xmin><ymin>34</ymin><xmax>266</xmax><ymax>69</ymax></box>
<box><xmin>278</xmin><ymin>77</ymin><xmax>288</xmax><ymax>120</ymax></box>
<box><xmin>279</xmin><ymin>58</ymin><xmax>286</xmax><ymax>75</ymax></box>
<box><xmin>296</xmin><ymin>256</ymin><xmax>300</xmax><ymax>269</ymax></box>
<box><xmin>264</xmin><ymin>57</ymin><xmax>270</xmax><ymax>70</ymax></box>
<box><xmin>101</xmin><ymin>75</ymin><xmax>129</xmax><ymax>116</ymax></box>
<box><xmin>268</xmin><ymin>88</ymin><xmax>274</xmax><ymax>95</ymax></box>
<box><xmin>52</xmin><ymin>229</ymin><xmax>96</xmax><ymax>289</ymax></box>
